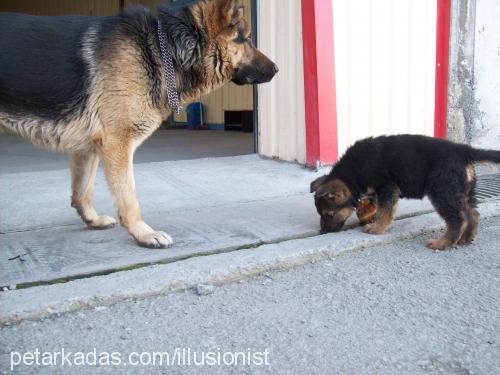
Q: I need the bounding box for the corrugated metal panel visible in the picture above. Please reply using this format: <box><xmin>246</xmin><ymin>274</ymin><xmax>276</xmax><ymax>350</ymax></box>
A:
<box><xmin>471</xmin><ymin>0</ymin><xmax>500</xmax><ymax>150</ymax></box>
<box><xmin>258</xmin><ymin>0</ymin><xmax>306</xmax><ymax>164</ymax></box>
<box><xmin>332</xmin><ymin>0</ymin><xmax>437</xmax><ymax>157</ymax></box>
<box><xmin>0</xmin><ymin>0</ymin><xmax>118</xmax><ymax>16</ymax></box>
<box><xmin>125</xmin><ymin>0</ymin><xmax>164</xmax><ymax>10</ymax></box>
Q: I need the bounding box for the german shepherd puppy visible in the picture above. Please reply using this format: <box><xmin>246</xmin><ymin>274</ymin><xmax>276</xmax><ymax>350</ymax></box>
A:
<box><xmin>0</xmin><ymin>0</ymin><xmax>278</xmax><ymax>248</ymax></box>
<box><xmin>310</xmin><ymin>135</ymin><xmax>500</xmax><ymax>250</ymax></box>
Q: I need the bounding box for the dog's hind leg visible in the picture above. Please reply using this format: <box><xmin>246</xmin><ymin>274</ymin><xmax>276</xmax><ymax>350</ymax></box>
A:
<box><xmin>426</xmin><ymin>165</ymin><xmax>469</xmax><ymax>250</ymax></box>
<box><xmin>363</xmin><ymin>184</ymin><xmax>400</xmax><ymax>235</ymax></box>
<box><xmin>458</xmin><ymin>207</ymin><xmax>479</xmax><ymax>245</ymax></box>
<box><xmin>70</xmin><ymin>152</ymin><xmax>117</xmax><ymax>230</ymax></box>
<box><xmin>96</xmin><ymin>135</ymin><xmax>173</xmax><ymax>249</ymax></box>
<box><xmin>459</xmin><ymin>171</ymin><xmax>479</xmax><ymax>245</ymax></box>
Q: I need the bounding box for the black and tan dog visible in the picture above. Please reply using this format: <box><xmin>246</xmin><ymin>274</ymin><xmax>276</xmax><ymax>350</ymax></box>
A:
<box><xmin>0</xmin><ymin>0</ymin><xmax>277</xmax><ymax>248</ymax></box>
<box><xmin>311</xmin><ymin>135</ymin><xmax>500</xmax><ymax>250</ymax></box>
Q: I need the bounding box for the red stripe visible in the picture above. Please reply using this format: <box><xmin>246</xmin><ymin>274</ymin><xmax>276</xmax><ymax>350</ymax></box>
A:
<box><xmin>301</xmin><ymin>0</ymin><xmax>338</xmax><ymax>167</ymax></box>
<box><xmin>434</xmin><ymin>0</ymin><xmax>451</xmax><ymax>139</ymax></box>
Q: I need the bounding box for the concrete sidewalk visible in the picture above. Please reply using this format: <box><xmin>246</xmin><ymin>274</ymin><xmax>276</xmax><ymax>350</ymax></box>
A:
<box><xmin>1</xmin><ymin>199</ymin><xmax>499</xmax><ymax>325</ymax></box>
<box><xmin>0</xmin><ymin>155</ymin><xmax>436</xmax><ymax>288</ymax></box>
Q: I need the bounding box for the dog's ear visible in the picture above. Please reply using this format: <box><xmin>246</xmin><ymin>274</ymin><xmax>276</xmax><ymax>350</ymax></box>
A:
<box><xmin>160</xmin><ymin>8</ymin><xmax>202</xmax><ymax>70</ymax></box>
<box><xmin>311</xmin><ymin>178</ymin><xmax>351</xmax><ymax>204</ymax></box>
<box><xmin>217</xmin><ymin>0</ymin><xmax>243</xmax><ymax>27</ymax></box>
<box><xmin>310</xmin><ymin>175</ymin><xmax>328</xmax><ymax>193</ymax></box>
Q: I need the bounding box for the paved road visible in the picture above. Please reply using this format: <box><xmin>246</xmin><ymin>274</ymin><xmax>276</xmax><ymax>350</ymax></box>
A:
<box><xmin>1</xmin><ymin>216</ymin><xmax>499</xmax><ymax>374</ymax></box>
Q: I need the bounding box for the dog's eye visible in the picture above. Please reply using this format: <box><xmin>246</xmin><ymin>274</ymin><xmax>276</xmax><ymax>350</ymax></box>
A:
<box><xmin>326</xmin><ymin>212</ymin><xmax>335</xmax><ymax>217</ymax></box>
<box><xmin>327</xmin><ymin>193</ymin><xmax>335</xmax><ymax>199</ymax></box>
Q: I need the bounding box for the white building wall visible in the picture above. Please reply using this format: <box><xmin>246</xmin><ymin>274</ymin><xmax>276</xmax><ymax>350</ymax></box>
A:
<box><xmin>258</xmin><ymin>0</ymin><xmax>306</xmax><ymax>164</ymax></box>
<box><xmin>332</xmin><ymin>0</ymin><xmax>437</xmax><ymax>157</ymax></box>
<box><xmin>471</xmin><ymin>0</ymin><xmax>500</xmax><ymax>150</ymax></box>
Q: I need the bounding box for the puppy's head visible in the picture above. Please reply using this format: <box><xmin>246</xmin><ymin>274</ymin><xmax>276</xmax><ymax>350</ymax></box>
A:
<box><xmin>310</xmin><ymin>176</ymin><xmax>355</xmax><ymax>233</ymax></box>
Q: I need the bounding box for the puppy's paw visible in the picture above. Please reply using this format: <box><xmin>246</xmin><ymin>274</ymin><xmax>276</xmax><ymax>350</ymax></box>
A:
<box><xmin>427</xmin><ymin>238</ymin><xmax>449</xmax><ymax>251</ymax></box>
<box><xmin>362</xmin><ymin>223</ymin><xmax>387</xmax><ymax>235</ymax></box>
<box><xmin>88</xmin><ymin>215</ymin><xmax>116</xmax><ymax>230</ymax></box>
<box><xmin>458</xmin><ymin>231</ymin><xmax>477</xmax><ymax>245</ymax></box>
<box><xmin>457</xmin><ymin>237</ymin><xmax>473</xmax><ymax>245</ymax></box>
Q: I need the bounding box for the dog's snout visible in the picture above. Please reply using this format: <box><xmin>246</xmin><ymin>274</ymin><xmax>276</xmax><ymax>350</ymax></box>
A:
<box><xmin>272</xmin><ymin>63</ymin><xmax>279</xmax><ymax>74</ymax></box>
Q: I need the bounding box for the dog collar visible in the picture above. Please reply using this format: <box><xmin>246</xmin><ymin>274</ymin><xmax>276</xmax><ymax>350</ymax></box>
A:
<box><xmin>157</xmin><ymin>20</ymin><xmax>182</xmax><ymax>114</ymax></box>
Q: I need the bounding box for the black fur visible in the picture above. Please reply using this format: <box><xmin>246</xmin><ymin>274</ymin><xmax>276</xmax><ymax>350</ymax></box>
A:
<box><xmin>329</xmin><ymin>135</ymin><xmax>499</xmax><ymax>202</ymax></box>
<box><xmin>0</xmin><ymin>8</ymin><xmax>166</xmax><ymax>120</ymax></box>
<box><xmin>1</xmin><ymin>2</ymin><xmax>276</xmax><ymax>123</ymax></box>
<box><xmin>157</xmin><ymin>4</ymin><xmax>206</xmax><ymax>96</ymax></box>
<box><xmin>315</xmin><ymin>134</ymin><xmax>500</xmax><ymax>248</ymax></box>
<box><xmin>0</xmin><ymin>13</ymin><xmax>94</xmax><ymax>120</ymax></box>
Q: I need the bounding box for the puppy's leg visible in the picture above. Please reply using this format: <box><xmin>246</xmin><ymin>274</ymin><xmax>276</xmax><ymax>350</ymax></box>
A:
<box><xmin>459</xmin><ymin>171</ymin><xmax>480</xmax><ymax>245</ymax></box>
<box><xmin>96</xmin><ymin>135</ymin><xmax>172</xmax><ymax>248</ymax></box>
<box><xmin>458</xmin><ymin>207</ymin><xmax>479</xmax><ymax>245</ymax></box>
<box><xmin>70</xmin><ymin>152</ymin><xmax>116</xmax><ymax>229</ymax></box>
<box><xmin>363</xmin><ymin>185</ymin><xmax>400</xmax><ymax>235</ymax></box>
<box><xmin>427</xmin><ymin>190</ymin><xmax>468</xmax><ymax>251</ymax></box>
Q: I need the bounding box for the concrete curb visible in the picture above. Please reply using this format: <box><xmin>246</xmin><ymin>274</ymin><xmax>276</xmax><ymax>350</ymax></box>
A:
<box><xmin>1</xmin><ymin>200</ymin><xmax>499</xmax><ymax>326</ymax></box>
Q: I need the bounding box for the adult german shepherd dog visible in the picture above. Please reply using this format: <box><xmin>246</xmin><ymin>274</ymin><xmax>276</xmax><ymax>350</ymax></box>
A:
<box><xmin>0</xmin><ymin>0</ymin><xmax>278</xmax><ymax>248</ymax></box>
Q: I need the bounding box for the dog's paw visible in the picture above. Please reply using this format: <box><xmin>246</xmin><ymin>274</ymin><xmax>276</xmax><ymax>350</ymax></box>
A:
<box><xmin>362</xmin><ymin>223</ymin><xmax>387</xmax><ymax>235</ymax></box>
<box><xmin>88</xmin><ymin>215</ymin><xmax>116</xmax><ymax>230</ymax></box>
<box><xmin>137</xmin><ymin>231</ymin><xmax>173</xmax><ymax>249</ymax></box>
<box><xmin>427</xmin><ymin>238</ymin><xmax>449</xmax><ymax>251</ymax></box>
<box><xmin>130</xmin><ymin>222</ymin><xmax>173</xmax><ymax>249</ymax></box>
<box><xmin>458</xmin><ymin>231</ymin><xmax>477</xmax><ymax>245</ymax></box>
<box><xmin>457</xmin><ymin>237</ymin><xmax>474</xmax><ymax>245</ymax></box>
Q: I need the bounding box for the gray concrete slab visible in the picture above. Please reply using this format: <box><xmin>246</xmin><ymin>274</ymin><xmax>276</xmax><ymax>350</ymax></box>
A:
<box><xmin>0</xmin><ymin>130</ymin><xmax>254</xmax><ymax>174</ymax></box>
<box><xmin>0</xmin><ymin>154</ymin><xmax>434</xmax><ymax>288</ymax></box>
<box><xmin>1</xmin><ymin>200</ymin><xmax>498</xmax><ymax>326</ymax></box>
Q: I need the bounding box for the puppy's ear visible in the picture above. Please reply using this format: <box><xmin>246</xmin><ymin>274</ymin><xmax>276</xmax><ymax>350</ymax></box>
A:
<box><xmin>311</xmin><ymin>178</ymin><xmax>351</xmax><ymax>204</ymax></box>
<box><xmin>310</xmin><ymin>175</ymin><xmax>328</xmax><ymax>193</ymax></box>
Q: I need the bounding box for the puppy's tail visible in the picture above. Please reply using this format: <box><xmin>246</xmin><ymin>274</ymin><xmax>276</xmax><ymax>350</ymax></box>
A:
<box><xmin>468</xmin><ymin>148</ymin><xmax>500</xmax><ymax>164</ymax></box>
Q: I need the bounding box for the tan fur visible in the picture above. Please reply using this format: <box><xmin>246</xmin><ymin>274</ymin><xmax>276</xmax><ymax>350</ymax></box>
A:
<box><xmin>362</xmin><ymin>202</ymin><xmax>397</xmax><ymax>235</ymax></box>
<box><xmin>465</xmin><ymin>163</ymin><xmax>475</xmax><ymax>183</ymax></box>
<box><xmin>427</xmin><ymin>221</ymin><xmax>468</xmax><ymax>251</ymax></box>
<box><xmin>0</xmin><ymin>25</ymin><xmax>168</xmax><ymax>246</ymax></box>
<box><xmin>362</xmin><ymin>187</ymin><xmax>400</xmax><ymax>235</ymax></box>
<box><xmin>1</xmin><ymin>0</ymin><xmax>276</xmax><ymax>248</ymax></box>
<box><xmin>70</xmin><ymin>152</ymin><xmax>117</xmax><ymax>229</ymax></box>
<box><xmin>86</xmin><ymin>37</ymin><xmax>170</xmax><ymax>247</ymax></box>
<box><xmin>334</xmin><ymin>207</ymin><xmax>355</xmax><ymax>223</ymax></box>
<box><xmin>458</xmin><ymin>207</ymin><xmax>479</xmax><ymax>245</ymax></box>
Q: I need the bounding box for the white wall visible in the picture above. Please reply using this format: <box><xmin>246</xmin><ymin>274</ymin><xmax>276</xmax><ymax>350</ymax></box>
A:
<box><xmin>258</xmin><ymin>0</ymin><xmax>306</xmax><ymax>164</ymax></box>
<box><xmin>332</xmin><ymin>0</ymin><xmax>437</xmax><ymax>157</ymax></box>
<box><xmin>471</xmin><ymin>0</ymin><xmax>500</xmax><ymax>150</ymax></box>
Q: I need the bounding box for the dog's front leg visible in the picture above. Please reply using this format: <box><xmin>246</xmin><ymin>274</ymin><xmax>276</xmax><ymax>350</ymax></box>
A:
<box><xmin>363</xmin><ymin>185</ymin><xmax>400</xmax><ymax>235</ymax></box>
<box><xmin>96</xmin><ymin>135</ymin><xmax>172</xmax><ymax>249</ymax></box>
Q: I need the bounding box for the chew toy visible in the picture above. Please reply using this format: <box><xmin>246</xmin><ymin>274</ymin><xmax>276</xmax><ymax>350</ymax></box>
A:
<box><xmin>356</xmin><ymin>195</ymin><xmax>377</xmax><ymax>225</ymax></box>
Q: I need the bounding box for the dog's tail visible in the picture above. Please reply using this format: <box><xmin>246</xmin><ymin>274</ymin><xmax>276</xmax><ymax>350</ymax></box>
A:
<box><xmin>468</xmin><ymin>148</ymin><xmax>500</xmax><ymax>164</ymax></box>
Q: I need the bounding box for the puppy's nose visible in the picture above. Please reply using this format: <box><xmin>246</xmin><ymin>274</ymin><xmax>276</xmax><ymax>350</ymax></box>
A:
<box><xmin>272</xmin><ymin>64</ymin><xmax>279</xmax><ymax>74</ymax></box>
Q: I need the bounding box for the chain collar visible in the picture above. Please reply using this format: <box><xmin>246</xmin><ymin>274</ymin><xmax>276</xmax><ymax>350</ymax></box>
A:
<box><xmin>157</xmin><ymin>20</ymin><xmax>182</xmax><ymax>114</ymax></box>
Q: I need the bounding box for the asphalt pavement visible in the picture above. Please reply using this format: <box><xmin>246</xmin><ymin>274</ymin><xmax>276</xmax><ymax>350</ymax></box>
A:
<box><xmin>1</xmin><ymin>216</ymin><xmax>498</xmax><ymax>374</ymax></box>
